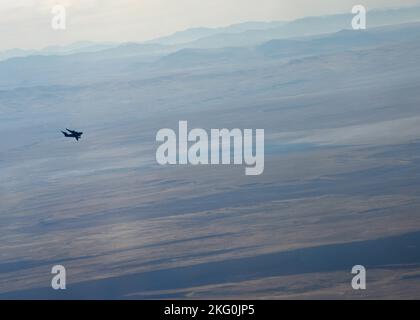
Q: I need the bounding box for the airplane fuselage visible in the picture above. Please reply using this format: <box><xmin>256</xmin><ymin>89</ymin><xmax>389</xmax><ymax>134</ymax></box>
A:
<box><xmin>61</xmin><ymin>129</ymin><xmax>83</xmax><ymax>141</ymax></box>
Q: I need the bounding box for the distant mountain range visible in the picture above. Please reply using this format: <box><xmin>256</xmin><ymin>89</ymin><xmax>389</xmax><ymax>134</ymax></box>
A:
<box><xmin>178</xmin><ymin>5</ymin><xmax>420</xmax><ymax>49</ymax></box>
<box><xmin>1</xmin><ymin>5</ymin><xmax>420</xmax><ymax>62</ymax></box>
<box><xmin>2</xmin><ymin>20</ymin><xmax>420</xmax><ymax>90</ymax></box>
<box><xmin>0</xmin><ymin>41</ymin><xmax>119</xmax><ymax>62</ymax></box>
<box><xmin>156</xmin><ymin>22</ymin><xmax>420</xmax><ymax>68</ymax></box>
<box><xmin>146</xmin><ymin>21</ymin><xmax>288</xmax><ymax>45</ymax></box>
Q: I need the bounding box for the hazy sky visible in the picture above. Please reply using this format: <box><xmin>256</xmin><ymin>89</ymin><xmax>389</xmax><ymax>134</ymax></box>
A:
<box><xmin>1</xmin><ymin>0</ymin><xmax>420</xmax><ymax>50</ymax></box>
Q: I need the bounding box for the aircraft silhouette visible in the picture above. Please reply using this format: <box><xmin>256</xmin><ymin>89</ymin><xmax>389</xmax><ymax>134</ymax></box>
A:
<box><xmin>61</xmin><ymin>128</ymin><xmax>83</xmax><ymax>141</ymax></box>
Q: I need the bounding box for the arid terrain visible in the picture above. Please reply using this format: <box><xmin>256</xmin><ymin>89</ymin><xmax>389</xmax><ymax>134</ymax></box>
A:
<box><xmin>1</xmin><ymin>9</ymin><xmax>420</xmax><ymax>299</ymax></box>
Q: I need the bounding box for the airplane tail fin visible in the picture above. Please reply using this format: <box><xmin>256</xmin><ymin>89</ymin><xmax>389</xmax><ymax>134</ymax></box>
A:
<box><xmin>61</xmin><ymin>131</ymin><xmax>71</xmax><ymax>137</ymax></box>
